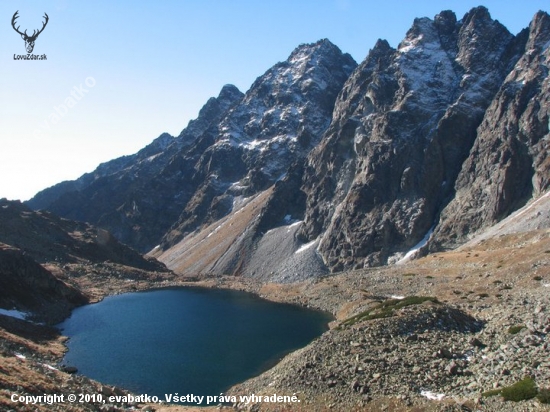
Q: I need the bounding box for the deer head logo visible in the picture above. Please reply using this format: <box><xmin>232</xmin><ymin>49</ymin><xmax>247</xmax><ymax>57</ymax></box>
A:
<box><xmin>11</xmin><ymin>11</ymin><xmax>49</xmax><ymax>54</ymax></box>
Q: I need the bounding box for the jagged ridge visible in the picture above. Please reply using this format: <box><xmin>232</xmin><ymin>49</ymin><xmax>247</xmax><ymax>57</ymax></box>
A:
<box><xmin>27</xmin><ymin>7</ymin><xmax>550</xmax><ymax>278</ymax></box>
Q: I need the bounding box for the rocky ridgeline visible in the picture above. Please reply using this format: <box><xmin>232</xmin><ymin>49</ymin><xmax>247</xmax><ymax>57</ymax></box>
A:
<box><xmin>26</xmin><ymin>7</ymin><xmax>550</xmax><ymax>279</ymax></box>
<box><xmin>28</xmin><ymin>40</ymin><xmax>356</xmax><ymax>257</ymax></box>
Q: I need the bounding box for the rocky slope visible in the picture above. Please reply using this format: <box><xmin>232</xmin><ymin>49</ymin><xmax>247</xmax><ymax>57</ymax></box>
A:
<box><xmin>209</xmin><ymin>227</ymin><xmax>550</xmax><ymax>412</ymax></box>
<box><xmin>0</xmin><ymin>244</ymin><xmax>87</xmax><ymax>324</ymax></box>
<box><xmin>0</xmin><ymin>198</ymin><xmax>173</xmax><ymax>322</ymax></box>
<box><xmin>0</xmin><ymin>199</ymin><xmax>180</xmax><ymax>411</ymax></box>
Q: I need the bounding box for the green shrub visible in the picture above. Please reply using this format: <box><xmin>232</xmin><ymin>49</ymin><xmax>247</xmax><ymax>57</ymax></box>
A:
<box><xmin>508</xmin><ymin>325</ymin><xmax>525</xmax><ymax>335</ymax></box>
<box><xmin>537</xmin><ymin>388</ymin><xmax>550</xmax><ymax>404</ymax></box>
<box><xmin>482</xmin><ymin>388</ymin><xmax>502</xmax><ymax>398</ymax></box>
<box><xmin>500</xmin><ymin>377</ymin><xmax>538</xmax><ymax>402</ymax></box>
<box><xmin>340</xmin><ymin>296</ymin><xmax>438</xmax><ymax>327</ymax></box>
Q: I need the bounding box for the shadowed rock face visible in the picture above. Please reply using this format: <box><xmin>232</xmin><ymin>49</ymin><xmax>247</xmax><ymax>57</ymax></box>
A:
<box><xmin>0</xmin><ymin>199</ymin><xmax>164</xmax><ymax>272</ymax></box>
<box><xmin>27</xmin><ymin>8</ymin><xmax>550</xmax><ymax>277</ymax></box>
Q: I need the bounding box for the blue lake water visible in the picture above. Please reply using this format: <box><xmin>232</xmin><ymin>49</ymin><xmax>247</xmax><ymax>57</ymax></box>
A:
<box><xmin>58</xmin><ymin>287</ymin><xmax>330</xmax><ymax>403</ymax></box>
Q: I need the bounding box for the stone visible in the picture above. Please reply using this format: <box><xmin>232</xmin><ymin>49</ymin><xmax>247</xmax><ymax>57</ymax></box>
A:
<box><xmin>62</xmin><ymin>366</ymin><xmax>78</xmax><ymax>374</ymax></box>
<box><xmin>447</xmin><ymin>361</ymin><xmax>460</xmax><ymax>376</ymax></box>
<box><xmin>436</xmin><ymin>348</ymin><xmax>453</xmax><ymax>359</ymax></box>
<box><xmin>469</xmin><ymin>338</ymin><xmax>485</xmax><ymax>348</ymax></box>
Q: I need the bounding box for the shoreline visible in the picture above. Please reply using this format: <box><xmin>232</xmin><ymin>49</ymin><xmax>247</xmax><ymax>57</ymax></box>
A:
<box><xmin>2</xmin><ymin>229</ymin><xmax>549</xmax><ymax>411</ymax></box>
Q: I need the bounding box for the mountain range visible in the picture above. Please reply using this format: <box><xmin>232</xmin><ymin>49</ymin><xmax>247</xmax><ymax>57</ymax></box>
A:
<box><xmin>27</xmin><ymin>6</ymin><xmax>550</xmax><ymax>281</ymax></box>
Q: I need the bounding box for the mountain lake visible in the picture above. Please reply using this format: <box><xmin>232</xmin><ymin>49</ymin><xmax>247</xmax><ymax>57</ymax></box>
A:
<box><xmin>57</xmin><ymin>287</ymin><xmax>331</xmax><ymax>405</ymax></box>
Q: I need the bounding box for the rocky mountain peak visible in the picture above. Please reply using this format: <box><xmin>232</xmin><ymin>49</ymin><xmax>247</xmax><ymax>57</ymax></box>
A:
<box><xmin>27</xmin><ymin>36</ymin><xmax>357</xmax><ymax>253</ymax></box>
<box><xmin>26</xmin><ymin>7</ymin><xmax>550</xmax><ymax>277</ymax></box>
<box><xmin>428</xmin><ymin>9</ymin><xmax>550</xmax><ymax>251</ymax></box>
<box><xmin>157</xmin><ymin>39</ymin><xmax>358</xmax><ymax>247</ymax></box>
<box><xmin>434</xmin><ymin>9</ymin><xmax>457</xmax><ymax>28</ymax></box>
<box><xmin>371</xmin><ymin>38</ymin><xmax>393</xmax><ymax>55</ymax></box>
<box><xmin>456</xmin><ymin>6</ymin><xmax>511</xmax><ymax>74</ymax></box>
<box><xmin>207</xmin><ymin>38</ymin><xmax>356</xmax><ymax>179</ymax></box>
<box><xmin>526</xmin><ymin>10</ymin><xmax>550</xmax><ymax>50</ymax></box>
<box><xmin>461</xmin><ymin>5</ymin><xmax>491</xmax><ymax>25</ymax></box>
<box><xmin>218</xmin><ymin>83</ymin><xmax>242</xmax><ymax>100</ymax></box>
<box><xmin>178</xmin><ymin>84</ymin><xmax>244</xmax><ymax>142</ymax></box>
<box><xmin>398</xmin><ymin>17</ymin><xmax>436</xmax><ymax>51</ymax></box>
<box><xmin>287</xmin><ymin>39</ymin><xmax>355</xmax><ymax>69</ymax></box>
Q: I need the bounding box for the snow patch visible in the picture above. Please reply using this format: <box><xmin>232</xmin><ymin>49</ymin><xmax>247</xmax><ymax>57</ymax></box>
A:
<box><xmin>206</xmin><ymin>223</ymin><xmax>225</xmax><ymax>238</ymax></box>
<box><xmin>295</xmin><ymin>240</ymin><xmax>317</xmax><ymax>254</ymax></box>
<box><xmin>508</xmin><ymin>189</ymin><xmax>550</xmax><ymax>221</ymax></box>
<box><xmin>396</xmin><ymin>227</ymin><xmax>434</xmax><ymax>264</ymax></box>
<box><xmin>286</xmin><ymin>221</ymin><xmax>302</xmax><ymax>232</ymax></box>
<box><xmin>42</xmin><ymin>363</ymin><xmax>58</xmax><ymax>371</ymax></box>
<box><xmin>232</xmin><ymin>195</ymin><xmax>251</xmax><ymax>210</ymax></box>
<box><xmin>390</xmin><ymin>295</ymin><xmax>405</xmax><ymax>300</ymax></box>
<box><xmin>399</xmin><ymin>34</ymin><xmax>424</xmax><ymax>53</ymax></box>
<box><xmin>420</xmin><ymin>390</ymin><xmax>445</xmax><ymax>401</ymax></box>
<box><xmin>15</xmin><ymin>353</ymin><xmax>26</xmax><ymax>360</ymax></box>
<box><xmin>144</xmin><ymin>153</ymin><xmax>161</xmax><ymax>163</ymax></box>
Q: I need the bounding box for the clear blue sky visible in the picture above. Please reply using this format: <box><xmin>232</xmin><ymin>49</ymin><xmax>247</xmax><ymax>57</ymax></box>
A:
<box><xmin>0</xmin><ymin>1</ymin><xmax>547</xmax><ymax>201</ymax></box>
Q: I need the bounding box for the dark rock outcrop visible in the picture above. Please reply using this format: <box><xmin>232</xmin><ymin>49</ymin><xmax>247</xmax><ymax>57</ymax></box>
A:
<box><xmin>0</xmin><ymin>199</ymin><xmax>164</xmax><ymax>271</ymax></box>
